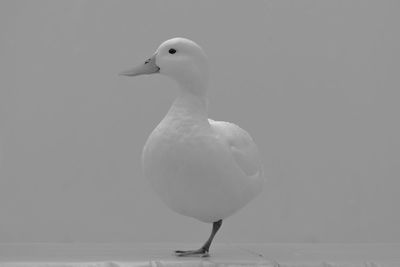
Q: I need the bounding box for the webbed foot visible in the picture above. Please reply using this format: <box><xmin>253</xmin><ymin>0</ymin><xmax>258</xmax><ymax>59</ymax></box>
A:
<box><xmin>175</xmin><ymin>247</ymin><xmax>209</xmax><ymax>257</ymax></box>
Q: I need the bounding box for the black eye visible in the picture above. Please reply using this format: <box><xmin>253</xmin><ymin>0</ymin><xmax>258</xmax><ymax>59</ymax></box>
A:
<box><xmin>168</xmin><ymin>48</ymin><xmax>177</xmax><ymax>54</ymax></box>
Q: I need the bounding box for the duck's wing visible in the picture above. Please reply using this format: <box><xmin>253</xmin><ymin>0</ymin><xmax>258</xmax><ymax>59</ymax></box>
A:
<box><xmin>209</xmin><ymin>119</ymin><xmax>263</xmax><ymax>178</ymax></box>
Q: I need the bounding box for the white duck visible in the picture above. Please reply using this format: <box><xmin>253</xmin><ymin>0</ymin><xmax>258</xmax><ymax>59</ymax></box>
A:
<box><xmin>120</xmin><ymin>38</ymin><xmax>264</xmax><ymax>257</ymax></box>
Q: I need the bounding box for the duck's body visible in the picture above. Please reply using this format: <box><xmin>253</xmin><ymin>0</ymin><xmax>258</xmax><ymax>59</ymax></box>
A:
<box><xmin>121</xmin><ymin>38</ymin><xmax>264</xmax><ymax>257</ymax></box>
<box><xmin>143</xmin><ymin>94</ymin><xmax>263</xmax><ymax>223</ymax></box>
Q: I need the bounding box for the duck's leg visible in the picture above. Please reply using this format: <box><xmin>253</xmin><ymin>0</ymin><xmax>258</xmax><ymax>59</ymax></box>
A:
<box><xmin>175</xmin><ymin>219</ymin><xmax>222</xmax><ymax>257</ymax></box>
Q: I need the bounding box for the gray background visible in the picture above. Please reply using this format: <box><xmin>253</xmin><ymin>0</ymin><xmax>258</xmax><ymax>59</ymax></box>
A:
<box><xmin>1</xmin><ymin>0</ymin><xmax>399</xmax><ymax>243</ymax></box>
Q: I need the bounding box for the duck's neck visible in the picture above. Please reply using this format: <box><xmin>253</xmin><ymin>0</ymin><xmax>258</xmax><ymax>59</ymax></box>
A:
<box><xmin>167</xmin><ymin>81</ymin><xmax>209</xmax><ymax>121</ymax></box>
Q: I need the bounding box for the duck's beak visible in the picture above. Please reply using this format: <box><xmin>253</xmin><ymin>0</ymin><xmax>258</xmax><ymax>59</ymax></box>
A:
<box><xmin>119</xmin><ymin>53</ymin><xmax>160</xmax><ymax>77</ymax></box>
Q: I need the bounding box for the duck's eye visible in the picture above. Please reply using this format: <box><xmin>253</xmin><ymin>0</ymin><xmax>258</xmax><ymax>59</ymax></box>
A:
<box><xmin>168</xmin><ymin>48</ymin><xmax>177</xmax><ymax>54</ymax></box>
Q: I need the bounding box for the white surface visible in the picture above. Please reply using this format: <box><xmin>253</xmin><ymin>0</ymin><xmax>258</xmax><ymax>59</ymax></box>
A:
<box><xmin>1</xmin><ymin>1</ymin><xmax>400</xmax><ymax>243</ymax></box>
<box><xmin>0</xmin><ymin>243</ymin><xmax>399</xmax><ymax>267</ymax></box>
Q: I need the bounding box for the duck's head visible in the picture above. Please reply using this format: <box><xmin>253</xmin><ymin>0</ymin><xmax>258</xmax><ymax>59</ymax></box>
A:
<box><xmin>120</xmin><ymin>38</ymin><xmax>209</xmax><ymax>95</ymax></box>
